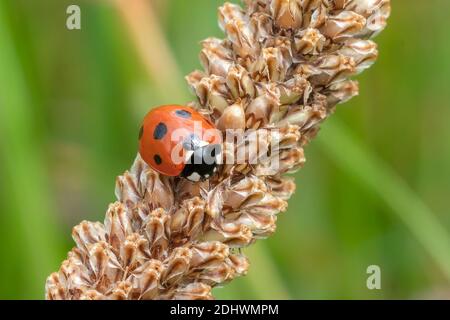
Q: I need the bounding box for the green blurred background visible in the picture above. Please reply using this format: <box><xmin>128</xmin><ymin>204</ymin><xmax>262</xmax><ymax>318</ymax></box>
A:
<box><xmin>0</xmin><ymin>0</ymin><xmax>449</xmax><ymax>299</ymax></box>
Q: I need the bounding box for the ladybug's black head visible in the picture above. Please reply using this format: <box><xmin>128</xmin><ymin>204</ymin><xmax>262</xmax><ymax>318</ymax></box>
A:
<box><xmin>181</xmin><ymin>143</ymin><xmax>221</xmax><ymax>182</ymax></box>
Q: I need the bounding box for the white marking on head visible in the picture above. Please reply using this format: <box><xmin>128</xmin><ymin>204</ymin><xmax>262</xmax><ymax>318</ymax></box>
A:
<box><xmin>205</xmin><ymin>174</ymin><xmax>210</xmax><ymax>178</ymax></box>
<box><xmin>184</xmin><ymin>150</ymin><xmax>194</xmax><ymax>163</ymax></box>
<box><xmin>187</xmin><ymin>172</ymin><xmax>201</xmax><ymax>182</ymax></box>
<box><xmin>215</xmin><ymin>149</ymin><xmax>222</xmax><ymax>165</ymax></box>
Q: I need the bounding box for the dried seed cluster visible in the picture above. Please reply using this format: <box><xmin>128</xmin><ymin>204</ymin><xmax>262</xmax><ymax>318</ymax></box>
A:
<box><xmin>46</xmin><ymin>0</ymin><xmax>390</xmax><ymax>300</ymax></box>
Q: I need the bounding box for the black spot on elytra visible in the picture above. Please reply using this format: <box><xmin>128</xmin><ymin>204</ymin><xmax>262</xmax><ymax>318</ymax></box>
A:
<box><xmin>175</xmin><ymin>109</ymin><xmax>192</xmax><ymax>119</ymax></box>
<box><xmin>153</xmin><ymin>123</ymin><xmax>167</xmax><ymax>140</ymax></box>
<box><xmin>154</xmin><ymin>154</ymin><xmax>162</xmax><ymax>165</ymax></box>
<box><xmin>138</xmin><ymin>126</ymin><xmax>144</xmax><ymax>140</ymax></box>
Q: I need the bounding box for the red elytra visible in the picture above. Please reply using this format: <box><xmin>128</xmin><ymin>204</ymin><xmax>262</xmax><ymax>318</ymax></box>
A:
<box><xmin>138</xmin><ymin>105</ymin><xmax>219</xmax><ymax>178</ymax></box>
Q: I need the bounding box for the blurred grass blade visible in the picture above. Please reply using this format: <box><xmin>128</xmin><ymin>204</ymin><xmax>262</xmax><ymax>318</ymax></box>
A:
<box><xmin>0</xmin><ymin>2</ymin><xmax>61</xmax><ymax>298</ymax></box>
<box><xmin>243</xmin><ymin>244</ymin><xmax>291</xmax><ymax>300</ymax></box>
<box><xmin>319</xmin><ymin>119</ymin><xmax>450</xmax><ymax>281</ymax></box>
<box><xmin>114</xmin><ymin>0</ymin><xmax>189</xmax><ymax>103</ymax></box>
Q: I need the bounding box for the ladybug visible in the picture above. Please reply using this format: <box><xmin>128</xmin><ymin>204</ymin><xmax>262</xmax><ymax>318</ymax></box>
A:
<box><xmin>139</xmin><ymin>105</ymin><xmax>222</xmax><ymax>182</ymax></box>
